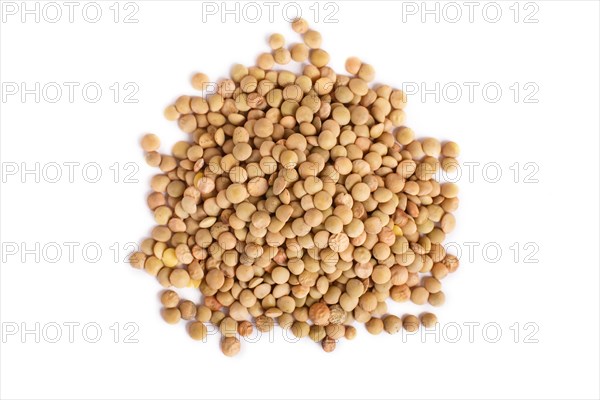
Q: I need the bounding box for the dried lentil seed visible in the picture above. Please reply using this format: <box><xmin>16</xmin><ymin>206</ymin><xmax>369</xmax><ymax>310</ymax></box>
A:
<box><xmin>309</xmin><ymin>302</ymin><xmax>331</xmax><ymax>326</ymax></box>
<box><xmin>292</xmin><ymin>18</ymin><xmax>309</xmax><ymax>33</ymax></box>
<box><xmin>133</xmin><ymin>21</ymin><xmax>461</xmax><ymax>356</ymax></box>
<box><xmin>442</xmin><ymin>141</ymin><xmax>460</xmax><ymax>158</ymax></box>
<box><xmin>188</xmin><ymin>321</ymin><xmax>208</xmax><ymax>340</ymax></box>
<box><xmin>191</xmin><ymin>73</ymin><xmax>210</xmax><ymax>91</ymax></box>
<box><xmin>420</xmin><ymin>312</ymin><xmax>438</xmax><ymax>328</ymax></box>
<box><xmin>365</xmin><ymin>318</ymin><xmax>384</xmax><ymax>335</ymax></box>
<box><xmin>403</xmin><ymin>314</ymin><xmax>420</xmax><ymax>332</ymax></box>
<box><xmin>221</xmin><ymin>336</ymin><xmax>240</xmax><ymax>356</ymax></box>
<box><xmin>238</xmin><ymin>320</ymin><xmax>254</xmax><ymax>336</ymax></box>
<box><xmin>290</xmin><ymin>43</ymin><xmax>309</xmax><ymax>62</ymax></box>
<box><xmin>141</xmin><ymin>134</ymin><xmax>160</xmax><ymax>152</ymax></box>
<box><xmin>383</xmin><ymin>315</ymin><xmax>403</xmax><ymax>334</ymax></box>
<box><xmin>179</xmin><ymin>300</ymin><xmax>197</xmax><ymax>320</ymax></box>
<box><xmin>160</xmin><ymin>290</ymin><xmax>179</xmax><ymax>308</ymax></box>
<box><xmin>303</xmin><ymin>30</ymin><xmax>322</xmax><ymax>49</ymax></box>
<box><xmin>161</xmin><ymin>308</ymin><xmax>181</xmax><ymax>324</ymax></box>
<box><xmin>345</xmin><ymin>57</ymin><xmax>362</xmax><ymax>75</ymax></box>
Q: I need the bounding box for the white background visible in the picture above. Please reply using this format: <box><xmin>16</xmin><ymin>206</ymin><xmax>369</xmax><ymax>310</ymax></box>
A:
<box><xmin>1</xmin><ymin>1</ymin><xmax>599</xmax><ymax>399</ymax></box>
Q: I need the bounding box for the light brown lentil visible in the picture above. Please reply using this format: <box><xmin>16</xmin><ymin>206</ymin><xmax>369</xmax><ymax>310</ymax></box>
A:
<box><xmin>132</xmin><ymin>19</ymin><xmax>461</xmax><ymax>356</ymax></box>
<box><xmin>420</xmin><ymin>312</ymin><xmax>438</xmax><ymax>328</ymax></box>
<box><xmin>188</xmin><ymin>321</ymin><xmax>208</xmax><ymax>340</ymax></box>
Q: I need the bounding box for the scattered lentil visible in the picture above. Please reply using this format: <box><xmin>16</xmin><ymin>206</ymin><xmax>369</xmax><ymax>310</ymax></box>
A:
<box><xmin>188</xmin><ymin>321</ymin><xmax>208</xmax><ymax>340</ymax></box>
<box><xmin>132</xmin><ymin>19</ymin><xmax>461</xmax><ymax>356</ymax></box>
<box><xmin>365</xmin><ymin>318</ymin><xmax>384</xmax><ymax>335</ymax></box>
<box><xmin>161</xmin><ymin>308</ymin><xmax>181</xmax><ymax>324</ymax></box>
<box><xmin>191</xmin><ymin>73</ymin><xmax>210</xmax><ymax>91</ymax></box>
<box><xmin>420</xmin><ymin>312</ymin><xmax>438</xmax><ymax>328</ymax></box>
<box><xmin>221</xmin><ymin>336</ymin><xmax>241</xmax><ymax>356</ymax></box>
<box><xmin>141</xmin><ymin>134</ymin><xmax>160</xmax><ymax>152</ymax></box>
<box><xmin>383</xmin><ymin>315</ymin><xmax>403</xmax><ymax>334</ymax></box>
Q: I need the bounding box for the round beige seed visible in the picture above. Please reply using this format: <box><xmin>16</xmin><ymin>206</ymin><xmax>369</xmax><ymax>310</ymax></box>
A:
<box><xmin>422</xmin><ymin>138</ymin><xmax>442</xmax><ymax>157</ymax></box>
<box><xmin>269</xmin><ymin>33</ymin><xmax>285</xmax><ymax>49</ymax></box>
<box><xmin>257</xmin><ymin>53</ymin><xmax>275</xmax><ymax>70</ymax></box>
<box><xmin>291</xmin><ymin>321</ymin><xmax>310</xmax><ymax>338</ymax></box>
<box><xmin>309</xmin><ymin>303</ymin><xmax>330</xmax><ymax>326</ymax></box>
<box><xmin>221</xmin><ymin>336</ymin><xmax>240</xmax><ymax>356</ymax></box>
<box><xmin>421</xmin><ymin>312</ymin><xmax>438</xmax><ymax>328</ymax></box>
<box><xmin>365</xmin><ymin>318</ymin><xmax>384</xmax><ymax>335</ymax></box>
<box><xmin>372</xmin><ymin>266</ymin><xmax>391</xmax><ymax>284</ymax></box>
<box><xmin>219</xmin><ymin>317</ymin><xmax>238</xmax><ymax>337</ymax></box>
<box><xmin>206</xmin><ymin>269</ymin><xmax>225</xmax><ymax>290</ymax></box>
<box><xmin>196</xmin><ymin>306</ymin><xmax>212</xmax><ymax>323</ymax></box>
<box><xmin>310</xmin><ymin>49</ymin><xmax>330</xmax><ymax>68</ymax></box>
<box><xmin>428</xmin><ymin>291</ymin><xmax>446</xmax><ymax>307</ymax></box>
<box><xmin>410</xmin><ymin>287</ymin><xmax>429</xmax><ymax>305</ymax></box>
<box><xmin>232</xmin><ymin>143</ymin><xmax>252</xmax><ymax>161</ymax></box>
<box><xmin>403</xmin><ymin>315</ymin><xmax>420</xmax><ymax>332</ymax></box>
<box><xmin>280</xmin><ymin>150</ymin><xmax>299</xmax><ymax>169</ymax></box>
<box><xmin>188</xmin><ymin>321</ymin><xmax>207</xmax><ymax>340</ymax></box>
<box><xmin>292</xmin><ymin>18</ymin><xmax>309</xmax><ymax>34</ymax></box>
<box><xmin>442</xmin><ymin>141</ymin><xmax>460</xmax><ymax>158</ymax></box>
<box><xmin>191</xmin><ymin>73</ymin><xmax>210</xmax><ymax>91</ymax></box>
<box><xmin>351</xmin><ymin>183</ymin><xmax>370</xmax><ymax>202</ymax></box>
<box><xmin>254</xmin><ymin>118</ymin><xmax>274</xmax><ymax>138</ymax></box>
<box><xmin>161</xmin><ymin>308</ymin><xmax>181</xmax><ymax>324</ymax></box>
<box><xmin>383</xmin><ymin>315</ymin><xmax>403</xmax><ymax>334</ymax></box>
<box><xmin>358</xmin><ymin>63</ymin><xmax>375</xmax><ymax>82</ymax></box>
<box><xmin>273</xmin><ymin>48</ymin><xmax>291</xmax><ymax>65</ymax></box>
<box><xmin>141</xmin><ymin>134</ymin><xmax>160</xmax><ymax>152</ymax></box>
<box><xmin>322</xmin><ymin>337</ymin><xmax>336</xmax><ymax>352</ymax></box>
<box><xmin>290</xmin><ymin>43</ymin><xmax>309</xmax><ymax>62</ymax></box>
<box><xmin>345</xmin><ymin>57</ymin><xmax>362</xmax><ymax>75</ymax></box>
<box><xmin>345</xmin><ymin>325</ymin><xmax>357</xmax><ymax>340</ymax></box>
<box><xmin>272</xmin><ymin>267</ymin><xmax>290</xmax><ymax>285</ymax></box>
<box><xmin>303</xmin><ymin>30</ymin><xmax>322</xmax><ymax>49</ymax></box>
<box><xmin>170</xmin><ymin>269</ymin><xmax>190</xmax><ymax>288</ymax></box>
<box><xmin>160</xmin><ymin>290</ymin><xmax>179</xmax><ymax>308</ymax></box>
<box><xmin>226</xmin><ymin>184</ymin><xmax>249</xmax><ymax>204</ymax></box>
<box><xmin>441</xmin><ymin>183</ymin><xmax>459</xmax><ymax>198</ymax></box>
<box><xmin>424</xmin><ymin>277</ymin><xmax>442</xmax><ymax>293</ymax></box>
<box><xmin>163</xmin><ymin>105</ymin><xmax>179</xmax><ymax>121</ymax></box>
<box><xmin>238</xmin><ymin>321</ymin><xmax>254</xmax><ymax>337</ymax></box>
<box><xmin>179</xmin><ymin>301</ymin><xmax>196</xmax><ymax>320</ymax></box>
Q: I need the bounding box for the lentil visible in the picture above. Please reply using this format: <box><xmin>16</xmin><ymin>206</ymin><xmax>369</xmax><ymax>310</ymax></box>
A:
<box><xmin>321</xmin><ymin>336</ymin><xmax>336</xmax><ymax>352</ymax></box>
<box><xmin>383</xmin><ymin>315</ymin><xmax>403</xmax><ymax>334</ymax></box>
<box><xmin>221</xmin><ymin>336</ymin><xmax>240</xmax><ymax>356</ymax></box>
<box><xmin>179</xmin><ymin>300</ymin><xmax>197</xmax><ymax>320</ymax></box>
<box><xmin>132</xmin><ymin>19</ymin><xmax>461</xmax><ymax>356</ymax></box>
<box><xmin>141</xmin><ymin>134</ymin><xmax>160</xmax><ymax>152</ymax></box>
<box><xmin>292</xmin><ymin>18</ymin><xmax>309</xmax><ymax>34</ymax></box>
<box><xmin>188</xmin><ymin>321</ymin><xmax>208</xmax><ymax>340</ymax></box>
<box><xmin>420</xmin><ymin>312</ymin><xmax>438</xmax><ymax>328</ymax></box>
<box><xmin>403</xmin><ymin>314</ymin><xmax>420</xmax><ymax>332</ymax></box>
<box><xmin>191</xmin><ymin>73</ymin><xmax>210</xmax><ymax>91</ymax></box>
<box><xmin>161</xmin><ymin>308</ymin><xmax>181</xmax><ymax>324</ymax></box>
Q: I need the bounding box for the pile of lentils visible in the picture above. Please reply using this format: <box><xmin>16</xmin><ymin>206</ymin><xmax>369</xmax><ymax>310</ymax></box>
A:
<box><xmin>130</xmin><ymin>19</ymin><xmax>460</xmax><ymax>356</ymax></box>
